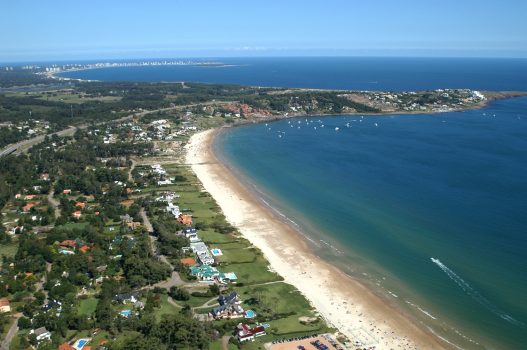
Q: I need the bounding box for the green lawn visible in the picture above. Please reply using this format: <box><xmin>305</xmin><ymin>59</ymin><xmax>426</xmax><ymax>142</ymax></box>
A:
<box><xmin>225</xmin><ymin>257</ymin><xmax>283</xmax><ymax>285</ymax></box>
<box><xmin>0</xmin><ymin>241</ymin><xmax>18</xmax><ymax>260</ymax></box>
<box><xmin>235</xmin><ymin>282</ymin><xmax>312</xmax><ymax>315</ymax></box>
<box><xmin>78</xmin><ymin>297</ymin><xmax>98</xmax><ymax>316</ymax></box>
<box><xmin>153</xmin><ymin>295</ymin><xmax>181</xmax><ymax>321</ymax></box>
<box><xmin>267</xmin><ymin>314</ymin><xmax>323</xmax><ymax>335</ymax></box>
<box><xmin>217</xmin><ymin>246</ymin><xmax>258</xmax><ymax>264</ymax></box>
<box><xmin>55</xmin><ymin>222</ymin><xmax>89</xmax><ymax>230</ymax></box>
<box><xmin>198</xmin><ymin>229</ymin><xmax>233</xmax><ymax>244</ymax></box>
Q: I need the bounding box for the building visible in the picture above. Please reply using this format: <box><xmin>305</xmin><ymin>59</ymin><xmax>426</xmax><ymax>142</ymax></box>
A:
<box><xmin>189</xmin><ymin>265</ymin><xmax>220</xmax><ymax>281</ymax></box>
<box><xmin>31</xmin><ymin>327</ymin><xmax>52</xmax><ymax>342</ymax></box>
<box><xmin>113</xmin><ymin>292</ymin><xmax>138</xmax><ymax>304</ymax></box>
<box><xmin>218</xmin><ymin>292</ymin><xmax>239</xmax><ymax>306</ymax></box>
<box><xmin>211</xmin><ymin>303</ymin><xmax>244</xmax><ymax>319</ymax></box>
<box><xmin>58</xmin><ymin>342</ymin><xmax>75</xmax><ymax>350</ymax></box>
<box><xmin>72</xmin><ymin>211</ymin><xmax>82</xmax><ymax>219</ymax></box>
<box><xmin>235</xmin><ymin>323</ymin><xmax>266</xmax><ymax>342</ymax></box>
<box><xmin>190</xmin><ymin>241</ymin><xmax>215</xmax><ymax>265</ymax></box>
<box><xmin>0</xmin><ymin>298</ymin><xmax>11</xmax><ymax>313</ymax></box>
<box><xmin>178</xmin><ymin>214</ymin><xmax>193</xmax><ymax>226</ymax></box>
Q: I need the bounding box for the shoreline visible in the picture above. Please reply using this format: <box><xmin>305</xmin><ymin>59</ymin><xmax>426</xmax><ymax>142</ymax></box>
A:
<box><xmin>186</xmin><ymin>128</ymin><xmax>450</xmax><ymax>350</ymax></box>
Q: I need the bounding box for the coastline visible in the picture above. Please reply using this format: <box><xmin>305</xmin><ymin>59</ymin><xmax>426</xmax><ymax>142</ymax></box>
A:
<box><xmin>186</xmin><ymin>128</ymin><xmax>450</xmax><ymax>350</ymax></box>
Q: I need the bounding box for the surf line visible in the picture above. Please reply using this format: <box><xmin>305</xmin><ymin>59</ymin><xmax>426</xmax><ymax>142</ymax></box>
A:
<box><xmin>430</xmin><ymin>258</ymin><xmax>525</xmax><ymax>327</ymax></box>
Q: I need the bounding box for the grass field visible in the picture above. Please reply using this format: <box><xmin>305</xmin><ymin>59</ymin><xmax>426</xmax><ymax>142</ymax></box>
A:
<box><xmin>225</xmin><ymin>257</ymin><xmax>283</xmax><ymax>285</ymax></box>
<box><xmin>78</xmin><ymin>297</ymin><xmax>98</xmax><ymax>316</ymax></box>
<box><xmin>35</xmin><ymin>92</ymin><xmax>122</xmax><ymax>104</ymax></box>
<box><xmin>0</xmin><ymin>241</ymin><xmax>18</xmax><ymax>260</ymax></box>
<box><xmin>153</xmin><ymin>295</ymin><xmax>181</xmax><ymax>321</ymax></box>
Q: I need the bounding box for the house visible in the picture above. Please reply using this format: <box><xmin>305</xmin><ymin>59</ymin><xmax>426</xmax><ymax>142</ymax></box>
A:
<box><xmin>15</xmin><ymin>193</ymin><xmax>22</xmax><ymax>199</ymax></box>
<box><xmin>79</xmin><ymin>245</ymin><xmax>91</xmax><ymax>253</ymax></box>
<box><xmin>189</xmin><ymin>265</ymin><xmax>220</xmax><ymax>281</ymax></box>
<box><xmin>190</xmin><ymin>241</ymin><xmax>215</xmax><ymax>265</ymax></box>
<box><xmin>42</xmin><ymin>299</ymin><xmax>62</xmax><ymax>313</ymax></box>
<box><xmin>63</xmin><ymin>189</ymin><xmax>71</xmax><ymax>195</ymax></box>
<box><xmin>126</xmin><ymin>222</ymin><xmax>142</xmax><ymax>230</ymax></box>
<box><xmin>72</xmin><ymin>211</ymin><xmax>82</xmax><ymax>219</ymax></box>
<box><xmin>24</xmin><ymin>194</ymin><xmax>37</xmax><ymax>200</ymax></box>
<box><xmin>113</xmin><ymin>292</ymin><xmax>138</xmax><ymax>304</ymax></box>
<box><xmin>218</xmin><ymin>292</ymin><xmax>239</xmax><ymax>306</ymax></box>
<box><xmin>31</xmin><ymin>327</ymin><xmax>52</xmax><ymax>342</ymax></box>
<box><xmin>183</xmin><ymin>227</ymin><xmax>199</xmax><ymax>242</ymax></box>
<box><xmin>75</xmin><ymin>202</ymin><xmax>86</xmax><ymax>209</ymax></box>
<box><xmin>0</xmin><ymin>298</ymin><xmax>11</xmax><ymax>313</ymax></box>
<box><xmin>59</xmin><ymin>342</ymin><xmax>75</xmax><ymax>350</ymax></box>
<box><xmin>178</xmin><ymin>214</ymin><xmax>193</xmax><ymax>226</ymax></box>
<box><xmin>120</xmin><ymin>214</ymin><xmax>133</xmax><ymax>223</ymax></box>
<box><xmin>60</xmin><ymin>240</ymin><xmax>77</xmax><ymax>249</ymax></box>
<box><xmin>22</xmin><ymin>203</ymin><xmax>36</xmax><ymax>212</ymax></box>
<box><xmin>40</xmin><ymin>173</ymin><xmax>50</xmax><ymax>181</ymax></box>
<box><xmin>235</xmin><ymin>323</ymin><xmax>266</xmax><ymax>342</ymax></box>
<box><xmin>211</xmin><ymin>303</ymin><xmax>244</xmax><ymax>319</ymax></box>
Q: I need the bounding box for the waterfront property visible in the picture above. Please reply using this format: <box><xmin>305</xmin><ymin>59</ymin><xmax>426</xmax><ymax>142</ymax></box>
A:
<box><xmin>236</xmin><ymin>323</ymin><xmax>266</xmax><ymax>342</ymax></box>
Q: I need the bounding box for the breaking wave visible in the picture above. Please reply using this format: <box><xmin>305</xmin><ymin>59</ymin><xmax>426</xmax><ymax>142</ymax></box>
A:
<box><xmin>431</xmin><ymin>258</ymin><xmax>525</xmax><ymax>328</ymax></box>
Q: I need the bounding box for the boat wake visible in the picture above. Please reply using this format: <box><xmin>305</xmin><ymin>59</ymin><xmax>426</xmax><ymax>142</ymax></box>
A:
<box><xmin>431</xmin><ymin>258</ymin><xmax>525</xmax><ymax>327</ymax></box>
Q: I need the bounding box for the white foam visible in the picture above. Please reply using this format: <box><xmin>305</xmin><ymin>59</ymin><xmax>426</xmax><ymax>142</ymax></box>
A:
<box><xmin>431</xmin><ymin>258</ymin><xmax>525</xmax><ymax>327</ymax></box>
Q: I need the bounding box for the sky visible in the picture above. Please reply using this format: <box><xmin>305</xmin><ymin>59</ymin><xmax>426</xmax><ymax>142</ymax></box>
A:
<box><xmin>1</xmin><ymin>0</ymin><xmax>526</xmax><ymax>62</ymax></box>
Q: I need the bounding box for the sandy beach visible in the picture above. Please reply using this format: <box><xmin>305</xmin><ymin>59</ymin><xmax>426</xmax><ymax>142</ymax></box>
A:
<box><xmin>186</xmin><ymin>128</ymin><xmax>450</xmax><ymax>350</ymax></box>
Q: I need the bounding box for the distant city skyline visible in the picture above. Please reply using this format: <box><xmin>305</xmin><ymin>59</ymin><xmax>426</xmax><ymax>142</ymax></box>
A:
<box><xmin>1</xmin><ymin>0</ymin><xmax>526</xmax><ymax>62</ymax></box>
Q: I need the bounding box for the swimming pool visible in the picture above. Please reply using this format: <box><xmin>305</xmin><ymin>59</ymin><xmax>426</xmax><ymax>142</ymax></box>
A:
<box><xmin>120</xmin><ymin>309</ymin><xmax>132</xmax><ymax>317</ymax></box>
<box><xmin>73</xmin><ymin>338</ymin><xmax>90</xmax><ymax>350</ymax></box>
<box><xmin>245</xmin><ymin>310</ymin><xmax>256</xmax><ymax>318</ymax></box>
<box><xmin>210</xmin><ymin>248</ymin><xmax>223</xmax><ymax>256</ymax></box>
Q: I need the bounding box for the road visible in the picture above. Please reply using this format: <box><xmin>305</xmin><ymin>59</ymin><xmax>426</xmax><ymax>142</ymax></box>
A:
<box><xmin>0</xmin><ymin>101</ymin><xmax>234</xmax><ymax>159</ymax></box>
<box><xmin>47</xmin><ymin>183</ymin><xmax>61</xmax><ymax>219</ymax></box>
<box><xmin>0</xmin><ymin>313</ymin><xmax>22</xmax><ymax>350</ymax></box>
<box><xmin>0</xmin><ymin>126</ymin><xmax>78</xmax><ymax>157</ymax></box>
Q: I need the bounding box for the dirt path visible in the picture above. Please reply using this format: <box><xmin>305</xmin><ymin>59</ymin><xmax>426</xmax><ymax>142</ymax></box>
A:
<box><xmin>140</xmin><ymin>207</ymin><xmax>153</xmax><ymax>233</ymax></box>
<box><xmin>0</xmin><ymin>313</ymin><xmax>22</xmax><ymax>350</ymax></box>
<box><xmin>47</xmin><ymin>183</ymin><xmax>61</xmax><ymax>219</ymax></box>
<box><xmin>128</xmin><ymin>158</ymin><xmax>136</xmax><ymax>182</ymax></box>
<box><xmin>221</xmin><ymin>336</ymin><xmax>232</xmax><ymax>350</ymax></box>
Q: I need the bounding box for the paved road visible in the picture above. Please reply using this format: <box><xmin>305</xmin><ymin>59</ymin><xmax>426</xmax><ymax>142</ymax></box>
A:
<box><xmin>0</xmin><ymin>126</ymin><xmax>77</xmax><ymax>157</ymax></box>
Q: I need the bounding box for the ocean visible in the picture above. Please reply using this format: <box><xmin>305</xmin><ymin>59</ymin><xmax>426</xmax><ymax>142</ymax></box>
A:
<box><xmin>64</xmin><ymin>57</ymin><xmax>527</xmax><ymax>349</ymax></box>
<box><xmin>58</xmin><ymin>57</ymin><xmax>527</xmax><ymax>92</ymax></box>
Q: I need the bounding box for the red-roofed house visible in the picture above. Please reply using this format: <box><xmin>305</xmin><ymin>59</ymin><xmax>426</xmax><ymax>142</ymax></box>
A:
<box><xmin>60</xmin><ymin>240</ymin><xmax>76</xmax><ymax>249</ymax></box>
<box><xmin>0</xmin><ymin>298</ymin><xmax>11</xmax><ymax>313</ymax></box>
<box><xmin>22</xmin><ymin>203</ymin><xmax>36</xmax><ymax>212</ymax></box>
<box><xmin>24</xmin><ymin>194</ymin><xmax>37</xmax><ymax>200</ymax></box>
<box><xmin>178</xmin><ymin>214</ymin><xmax>193</xmax><ymax>226</ymax></box>
<box><xmin>63</xmin><ymin>189</ymin><xmax>71</xmax><ymax>195</ymax></box>
<box><xmin>75</xmin><ymin>202</ymin><xmax>86</xmax><ymax>209</ymax></box>
<box><xmin>58</xmin><ymin>342</ymin><xmax>75</xmax><ymax>350</ymax></box>
<box><xmin>79</xmin><ymin>245</ymin><xmax>91</xmax><ymax>254</ymax></box>
<box><xmin>235</xmin><ymin>323</ymin><xmax>266</xmax><ymax>342</ymax></box>
<box><xmin>72</xmin><ymin>211</ymin><xmax>82</xmax><ymax>219</ymax></box>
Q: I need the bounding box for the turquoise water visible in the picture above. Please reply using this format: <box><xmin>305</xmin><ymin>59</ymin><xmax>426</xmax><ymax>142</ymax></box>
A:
<box><xmin>217</xmin><ymin>97</ymin><xmax>527</xmax><ymax>349</ymax></box>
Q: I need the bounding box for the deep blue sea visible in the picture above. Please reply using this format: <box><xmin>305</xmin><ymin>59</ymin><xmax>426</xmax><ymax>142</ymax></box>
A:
<box><xmin>64</xmin><ymin>58</ymin><xmax>527</xmax><ymax>349</ymax></box>
<box><xmin>58</xmin><ymin>57</ymin><xmax>527</xmax><ymax>91</ymax></box>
